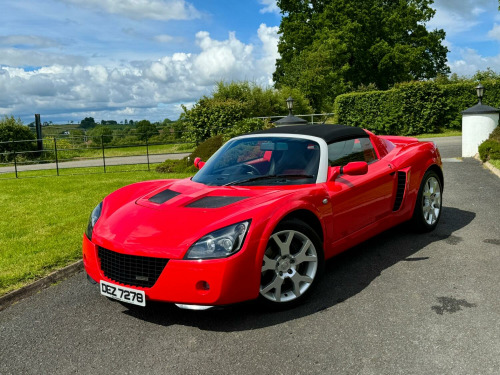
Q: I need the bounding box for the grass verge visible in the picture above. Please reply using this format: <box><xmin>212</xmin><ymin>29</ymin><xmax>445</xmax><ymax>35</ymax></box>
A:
<box><xmin>489</xmin><ymin>159</ymin><xmax>500</xmax><ymax>170</ymax></box>
<box><xmin>0</xmin><ymin>170</ymin><xmax>192</xmax><ymax>296</ymax></box>
<box><xmin>415</xmin><ymin>130</ymin><xmax>462</xmax><ymax>139</ymax></box>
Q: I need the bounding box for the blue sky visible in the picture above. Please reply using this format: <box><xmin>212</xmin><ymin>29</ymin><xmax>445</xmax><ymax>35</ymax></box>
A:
<box><xmin>0</xmin><ymin>0</ymin><xmax>499</xmax><ymax>124</ymax></box>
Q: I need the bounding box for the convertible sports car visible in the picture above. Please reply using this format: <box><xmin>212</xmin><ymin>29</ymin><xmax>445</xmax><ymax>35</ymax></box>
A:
<box><xmin>83</xmin><ymin>124</ymin><xmax>443</xmax><ymax>309</ymax></box>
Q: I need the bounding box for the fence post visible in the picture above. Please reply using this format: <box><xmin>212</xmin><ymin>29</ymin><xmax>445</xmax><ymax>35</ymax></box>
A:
<box><xmin>101</xmin><ymin>135</ymin><xmax>106</xmax><ymax>173</ymax></box>
<box><xmin>54</xmin><ymin>137</ymin><xmax>59</xmax><ymax>176</ymax></box>
<box><xmin>146</xmin><ymin>132</ymin><xmax>150</xmax><ymax>171</ymax></box>
<box><xmin>13</xmin><ymin>150</ymin><xmax>18</xmax><ymax>178</ymax></box>
<box><xmin>311</xmin><ymin>114</ymin><xmax>314</xmax><ymax>124</ymax></box>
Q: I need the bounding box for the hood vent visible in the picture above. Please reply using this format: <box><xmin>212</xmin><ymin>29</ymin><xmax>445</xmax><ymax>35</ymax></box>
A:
<box><xmin>392</xmin><ymin>172</ymin><xmax>406</xmax><ymax>211</ymax></box>
<box><xmin>186</xmin><ymin>196</ymin><xmax>248</xmax><ymax>208</ymax></box>
<box><xmin>149</xmin><ymin>189</ymin><xmax>181</xmax><ymax>204</ymax></box>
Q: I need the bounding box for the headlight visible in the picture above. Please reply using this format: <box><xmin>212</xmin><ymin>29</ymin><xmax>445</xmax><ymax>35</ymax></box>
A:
<box><xmin>85</xmin><ymin>202</ymin><xmax>103</xmax><ymax>240</ymax></box>
<box><xmin>185</xmin><ymin>220</ymin><xmax>251</xmax><ymax>260</ymax></box>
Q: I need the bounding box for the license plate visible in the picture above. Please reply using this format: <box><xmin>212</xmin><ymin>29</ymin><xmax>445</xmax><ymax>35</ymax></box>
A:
<box><xmin>100</xmin><ymin>280</ymin><xmax>146</xmax><ymax>307</ymax></box>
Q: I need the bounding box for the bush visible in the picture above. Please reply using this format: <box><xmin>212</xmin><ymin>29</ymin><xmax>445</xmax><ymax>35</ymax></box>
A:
<box><xmin>333</xmin><ymin>79</ymin><xmax>500</xmax><ymax>135</ymax></box>
<box><xmin>223</xmin><ymin>118</ymin><xmax>272</xmax><ymax>141</ymax></box>
<box><xmin>0</xmin><ymin>116</ymin><xmax>37</xmax><ymax>161</ymax></box>
<box><xmin>478</xmin><ymin>139</ymin><xmax>500</xmax><ymax>162</ymax></box>
<box><xmin>155</xmin><ymin>135</ymin><xmax>224</xmax><ymax>174</ymax></box>
<box><xmin>181</xmin><ymin>81</ymin><xmax>313</xmax><ymax>144</ymax></box>
<box><xmin>89</xmin><ymin>126</ymin><xmax>113</xmax><ymax>145</ymax></box>
<box><xmin>181</xmin><ymin>99</ymin><xmax>246</xmax><ymax>144</ymax></box>
<box><xmin>478</xmin><ymin>127</ymin><xmax>500</xmax><ymax>162</ymax></box>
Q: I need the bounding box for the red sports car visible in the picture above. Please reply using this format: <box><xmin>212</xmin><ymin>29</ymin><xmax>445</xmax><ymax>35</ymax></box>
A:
<box><xmin>83</xmin><ymin>124</ymin><xmax>443</xmax><ymax>310</ymax></box>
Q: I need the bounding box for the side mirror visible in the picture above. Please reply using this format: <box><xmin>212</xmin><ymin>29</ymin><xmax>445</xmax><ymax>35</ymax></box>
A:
<box><xmin>194</xmin><ymin>157</ymin><xmax>205</xmax><ymax>169</ymax></box>
<box><xmin>341</xmin><ymin>161</ymin><xmax>368</xmax><ymax>175</ymax></box>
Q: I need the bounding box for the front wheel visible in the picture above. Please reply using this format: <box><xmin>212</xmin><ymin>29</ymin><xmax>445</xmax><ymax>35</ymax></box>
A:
<box><xmin>259</xmin><ymin>219</ymin><xmax>324</xmax><ymax>308</ymax></box>
<box><xmin>411</xmin><ymin>169</ymin><xmax>443</xmax><ymax>232</ymax></box>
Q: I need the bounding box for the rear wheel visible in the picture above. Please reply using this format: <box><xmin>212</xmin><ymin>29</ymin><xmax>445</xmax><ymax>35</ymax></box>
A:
<box><xmin>259</xmin><ymin>219</ymin><xmax>324</xmax><ymax>308</ymax></box>
<box><xmin>411</xmin><ymin>170</ymin><xmax>442</xmax><ymax>232</ymax></box>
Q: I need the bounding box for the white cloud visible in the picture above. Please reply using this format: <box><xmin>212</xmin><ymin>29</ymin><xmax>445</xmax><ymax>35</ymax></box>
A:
<box><xmin>448</xmin><ymin>48</ymin><xmax>500</xmax><ymax>76</ymax></box>
<box><xmin>427</xmin><ymin>0</ymin><xmax>492</xmax><ymax>35</ymax></box>
<box><xmin>487</xmin><ymin>23</ymin><xmax>500</xmax><ymax>41</ymax></box>
<box><xmin>59</xmin><ymin>0</ymin><xmax>200</xmax><ymax>21</ymax></box>
<box><xmin>259</xmin><ymin>0</ymin><xmax>280</xmax><ymax>15</ymax></box>
<box><xmin>0</xmin><ymin>25</ymin><xmax>280</xmax><ymax>122</ymax></box>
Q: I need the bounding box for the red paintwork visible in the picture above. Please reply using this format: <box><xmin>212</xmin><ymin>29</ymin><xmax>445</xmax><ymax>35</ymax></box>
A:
<box><xmin>83</xmin><ymin>131</ymin><xmax>442</xmax><ymax>306</ymax></box>
<box><xmin>342</xmin><ymin>161</ymin><xmax>368</xmax><ymax>175</ymax></box>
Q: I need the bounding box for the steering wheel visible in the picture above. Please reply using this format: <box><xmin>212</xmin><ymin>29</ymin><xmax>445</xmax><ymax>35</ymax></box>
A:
<box><xmin>239</xmin><ymin>163</ymin><xmax>261</xmax><ymax>175</ymax></box>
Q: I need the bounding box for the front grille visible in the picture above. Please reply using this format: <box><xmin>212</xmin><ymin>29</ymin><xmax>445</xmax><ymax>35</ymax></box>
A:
<box><xmin>98</xmin><ymin>247</ymin><xmax>168</xmax><ymax>288</ymax></box>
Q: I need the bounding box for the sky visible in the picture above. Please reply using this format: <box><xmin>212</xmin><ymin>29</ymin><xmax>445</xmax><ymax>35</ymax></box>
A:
<box><xmin>0</xmin><ymin>0</ymin><xmax>499</xmax><ymax>124</ymax></box>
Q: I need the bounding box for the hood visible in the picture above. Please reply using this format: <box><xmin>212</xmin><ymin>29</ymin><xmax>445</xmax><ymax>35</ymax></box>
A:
<box><xmin>92</xmin><ymin>178</ymin><xmax>294</xmax><ymax>259</ymax></box>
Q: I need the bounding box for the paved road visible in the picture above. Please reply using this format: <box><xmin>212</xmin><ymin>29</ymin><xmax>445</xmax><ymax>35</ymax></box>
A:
<box><xmin>1</xmin><ymin>137</ymin><xmax>499</xmax><ymax>375</ymax></box>
<box><xmin>0</xmin><ymin>152</ymin><xmax>190</xmax><ymax>173</ymax></box>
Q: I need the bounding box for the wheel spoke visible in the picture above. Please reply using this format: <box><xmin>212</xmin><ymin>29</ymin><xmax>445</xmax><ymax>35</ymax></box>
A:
<box><xmin>261</xmin><ymin>254</ymin><xmax>277</xmax><ymax>272</ymax></box>
<box><xmin>271</xmin><ymin>231</ymin><xmax>294</xmax><ymax>256</ymax></box>
<box><xmin>291</xmin><ymin>273</ymin><xmax>313</xmax><ymax>297</ymax></box>
<box><xmin>260</xmin><ymin>276</ymin><xmax>283</xmax><ymax>301</ymax></box>
<box><xmin>294</xmin><ymin>239</ymin><xmax>317</xmax><ymax>265</ymax></box>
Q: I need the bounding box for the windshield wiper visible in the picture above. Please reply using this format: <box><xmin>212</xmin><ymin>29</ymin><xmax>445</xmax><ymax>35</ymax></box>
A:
<box><xmin>224</xmin><ymin>174</ymin><xmax>314</xmax><ymax>186</ymax></box>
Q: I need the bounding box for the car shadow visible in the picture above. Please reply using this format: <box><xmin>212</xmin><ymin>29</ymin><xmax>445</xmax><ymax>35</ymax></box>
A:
<box><xmin>123</xmin><ymin>206</ymin><xmax>475</xmax><ymax>331</ymax></box>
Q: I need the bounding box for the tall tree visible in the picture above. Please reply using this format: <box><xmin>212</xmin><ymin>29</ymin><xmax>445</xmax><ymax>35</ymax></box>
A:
<box><xmin>274</xmin><ymin>0</ymin><xmax>450</xmax><ymax>111</ymax></box>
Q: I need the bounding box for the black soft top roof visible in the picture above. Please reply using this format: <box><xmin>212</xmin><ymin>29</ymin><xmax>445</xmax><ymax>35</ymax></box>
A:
<box><xmin>251</xmin><ymin>124</ymin><xmax>368</xmax><ymax>143</ymax></box>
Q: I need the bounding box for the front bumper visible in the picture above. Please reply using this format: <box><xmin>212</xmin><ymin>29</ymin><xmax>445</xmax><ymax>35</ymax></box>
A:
<box><xmin>82</xmin><ymin>234</ymin><xmax>262</xmax><ymax>306</ymax></box>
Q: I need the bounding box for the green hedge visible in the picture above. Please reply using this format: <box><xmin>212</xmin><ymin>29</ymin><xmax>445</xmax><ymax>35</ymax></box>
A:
<box><xmin>333</xmin><ymin>80</ymin><xmax>500</xmax><ymax>135</ymax></box>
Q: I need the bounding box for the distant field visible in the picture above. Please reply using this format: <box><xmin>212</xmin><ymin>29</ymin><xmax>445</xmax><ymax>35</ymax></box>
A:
<box><xmin>0</xmin><ymin>170</ymin><xmax>192</xmax><ymax>296</ymax></box>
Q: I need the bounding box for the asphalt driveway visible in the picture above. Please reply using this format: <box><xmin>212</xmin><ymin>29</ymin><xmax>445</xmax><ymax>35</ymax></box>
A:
<box><xmin>1</xmin><ymin>136</ymin><xmax>499</xmax><ymax>375</ymax></box>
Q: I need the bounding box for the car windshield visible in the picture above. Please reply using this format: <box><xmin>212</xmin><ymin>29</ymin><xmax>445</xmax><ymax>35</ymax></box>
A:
<box><xmin>192</xmin><ymin>137</ymin><xmax>321</xmax><ymax>186</ymax></box>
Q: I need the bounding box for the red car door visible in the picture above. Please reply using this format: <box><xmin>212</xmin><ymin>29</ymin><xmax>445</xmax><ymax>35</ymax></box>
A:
<box><xmin>325</xmin><ymin>137</ymin><xmax>395</xmax><ymax>240</ymax></box>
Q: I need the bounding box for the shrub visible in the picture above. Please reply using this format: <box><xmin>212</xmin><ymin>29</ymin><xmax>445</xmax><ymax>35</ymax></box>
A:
<box><xmin>181</xmin><ymin>81</ymin><xmax>313</xmax><ymax>144</ymax></box>
<box><xmin>89</xmin><ymin>126</ymin><xmax>113</xmax><ymax>145</ymax></box>
<box><xmin>0</xmin><ymin>116</ymin><xmax>37</xmax><ymax>161</ymax></box>
<box><xmin>223</xmin><ymin>118</ymin><xmax>272</xmax><ymax>141</ymax></box>
<box><xmin>478</xmin><ymin>139</ymin><xmax>500</xmax><ymax>162</ymax></box>
<box><xmin>478</xmin><ymin>127</ymin><xmax>500</xmax><ymax>162</ymax></box>
<box><xmin>181</xmin><ymin>99</ymin><xmax>246</xmax><ymax>144</ymax></box>
<box><xmin>155</xmin><ymin>135</ymin><xmax>224</xmax><ymax>174</ymax></box>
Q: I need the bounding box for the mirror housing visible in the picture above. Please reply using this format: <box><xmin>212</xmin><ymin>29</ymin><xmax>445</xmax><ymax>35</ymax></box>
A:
<box><xmin>194</xmin><ymin>157</ymin><xmax>205</xmax><ymax>170</ymax></box>
<box><xmin>341</xmin><ymin>161</ymin><xmax>368</xmax><ymax>176</ymax></box>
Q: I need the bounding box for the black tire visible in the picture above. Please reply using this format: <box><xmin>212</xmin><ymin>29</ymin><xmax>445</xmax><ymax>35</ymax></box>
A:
<box><xmin>411</xmin><ymin>169</ymin><xmax>443</xmax><ymax>232</ymax></box>
<box><xmin>258</xmin><ymin>218</ymin><xmax>324</xmax><ymax>309</ymax></box>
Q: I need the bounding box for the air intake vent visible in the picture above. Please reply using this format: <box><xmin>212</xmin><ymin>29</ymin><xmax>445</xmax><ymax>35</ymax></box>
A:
<box><xmin>149</xmin><ymin>189</ymin><xmax>180</xmax><ymax>204</ymax></box>
<box><xmin>393</xmin><ymin>171</ymin><xmax>406</xmax><ymax>211</ymax></box>
<box><xmin>186</xmin><ymin>196</ymin><xmax>248</xmax><ymax>208</ymax></box>
<box><xmin>98</xmin><ymin>247</ymin><xmax>168</xmax><ymax>288</ymax></box>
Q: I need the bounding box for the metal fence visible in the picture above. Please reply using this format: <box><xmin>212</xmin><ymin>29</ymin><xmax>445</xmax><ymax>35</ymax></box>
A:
<box><xmin>0</xmin><ymin>133</ymin><xmax>193</xmax><ymax>179</ymax></box>
<box><xmin>253</xmin><ymin>113</ymin><xmax>334</xmax><ymax>123</ymax></box>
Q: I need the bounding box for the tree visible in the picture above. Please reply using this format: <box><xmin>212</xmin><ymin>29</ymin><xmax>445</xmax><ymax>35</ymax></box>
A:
<box><xmin>274</xmin><ymin>0</ymin><xmax>450</xmax><ymax>111</ymax></box>
<box><xmin>80</xmin><ymin>117</ymin><xmax>96</xmax><ymax>129</ymax></box>
<box><xmin>89</xmin><ymin>126</ymin><xmax>113</xmax><ymax>144</ymax></box>
<box><xmin>0</xmin><ymin>116</ymin><xmax>37</xmax><ymax>161</ymax></box>
<box><xmin>136</xmin><ymin>120</ymin><xmax>159</xmax><ymax>141</ymax></box>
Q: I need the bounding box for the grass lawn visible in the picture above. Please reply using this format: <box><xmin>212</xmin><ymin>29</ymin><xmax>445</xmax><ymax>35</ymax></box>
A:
<box><xmin>489</xmin><ymin>159</ymin><xmax>500</xmax><ymax>170</ymax></box>
<box><xmin>0</xmin><ymin>170</ymin><xmax>192</xmax><ymax>296</ymax></box>
<box><xmin>0</xmin><ymin>163</ymin><xmax>165</xmax><ymax>179</ymax></box>
<box><xmin>415</xmin><ymin>130</ymin><xmax>462</xmax><ymax>138</ymax></box>
<box><xmin>49</xmin><ymin>142</ymin><xmax>194</xmax><ymax>160</ymax></box>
